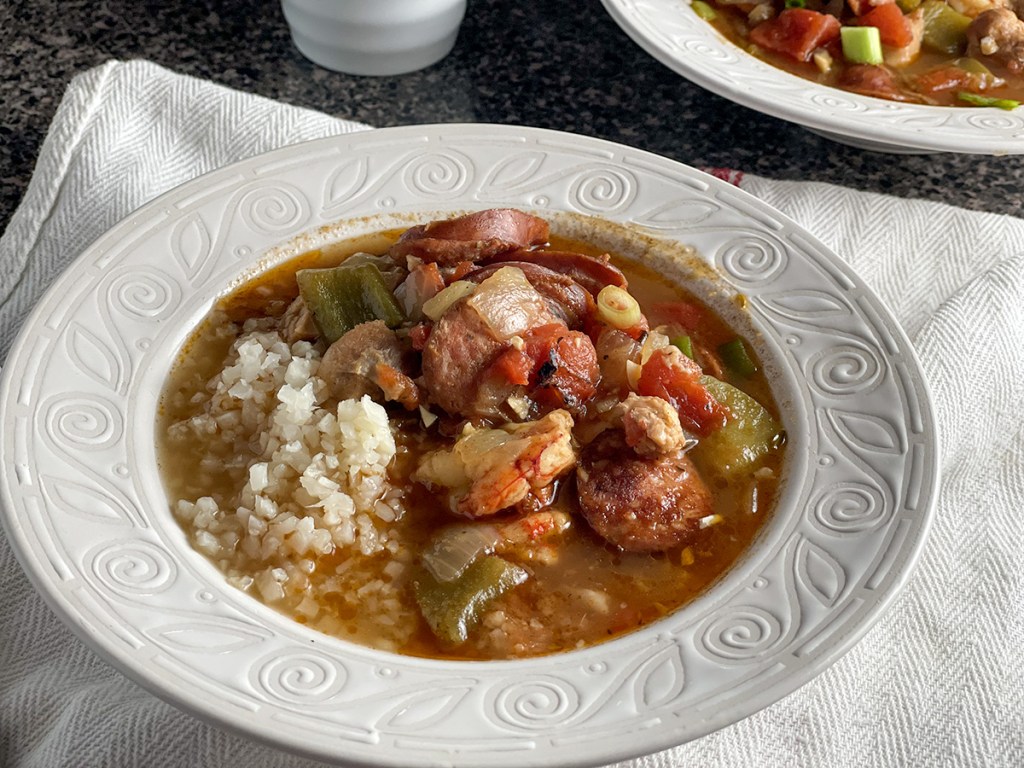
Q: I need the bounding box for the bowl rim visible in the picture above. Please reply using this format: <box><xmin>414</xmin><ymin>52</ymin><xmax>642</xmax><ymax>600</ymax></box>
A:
<box><xmin>0</xmin><ymin>123</ymin><xmax>940</xmax><ymax>767</ymax></box>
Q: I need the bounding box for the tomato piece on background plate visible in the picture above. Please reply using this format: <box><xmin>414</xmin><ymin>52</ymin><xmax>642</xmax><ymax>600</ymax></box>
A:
<box><xmin>749</xmin><ymin>9</ymin><xmax>842</xmax><ymax>62</ymax></box>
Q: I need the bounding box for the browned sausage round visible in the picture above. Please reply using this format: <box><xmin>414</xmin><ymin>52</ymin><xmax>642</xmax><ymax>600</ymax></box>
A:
<box><xmin>576</xmin><ymin>431</ymin><xmax>712</xmax><ymax>552</ymax></box>
<box><xmin>483</xmin><ymin>249</ymin><xmax>627</xmax><ymax>295</ymax></box>
<box><xmin>389</xmin><ymin>209</ymin><xmax>550</xmax><ymax>265</ymax></box>
<box><xmin>421</xmin><ymin>300</ymin><xmax>506</xmax><ymax>419</ymax></box>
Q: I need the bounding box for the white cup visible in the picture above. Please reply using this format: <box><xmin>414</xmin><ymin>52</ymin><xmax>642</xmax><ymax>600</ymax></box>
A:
<box><xmin>281</xmin><ymin>0</ymin><xmax>467</xmax><ymax>76</ymax></box>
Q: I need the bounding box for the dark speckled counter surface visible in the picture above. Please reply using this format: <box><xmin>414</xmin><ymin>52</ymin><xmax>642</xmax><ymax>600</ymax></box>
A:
<box><xmin>2</xmin><ymin>0</ymin><xmax>1022</xmax><ymax>234</ymax></box>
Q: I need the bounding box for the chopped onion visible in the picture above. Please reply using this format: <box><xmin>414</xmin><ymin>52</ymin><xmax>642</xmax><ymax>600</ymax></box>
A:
<box><xmin>421</xmin><ymin>524</ymin><xmax>502</xmax><ymax>582</ymax></box>
<box><xmin>422</xmin><ymin>280</ymin><xmax>476</xmax><ymax>321</ymax></box>
<box><xmin>466</xmin><ymin>266</ymin><xmax>551</xmax><ymax>340</ymax></box>
<box><xmin>626</xmin><ymin>360</ymin><xmax>642</xmax><ymax>391</ymax></box>
<box><xmin>812</xmin><ymin>48</ymin><xmax>833</xmax><ymax>74</ymax></box>
<box><xmin>596</xmin><ymin>285</ymin><xmax>642</xmax><ymax>330</ymax></box>
<box><xmin>419</xmin><ymin>405</ymin><xmax>438</xmax><ymax>428</ymax></box>
<box><xmin>699</xmin><ymin>513</ymin><xmax>724</xmax><ymax>529</ymax></box>
<box><xmin>640</xmin><ymin>329</ymin><xmax>671</xmax><ymax>365</ymax></box>
<box><xmin>506</xmin><ymin>393</ymin><xmax>531</xmax><ymax>420</ymax></box>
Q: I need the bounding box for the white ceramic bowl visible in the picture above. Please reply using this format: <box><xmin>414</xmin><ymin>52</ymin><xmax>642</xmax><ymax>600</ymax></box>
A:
<box><xmin>601</xmin><ymin>0</ymin><xmax>1024</xmax><ymax>154</ymax></box>
<box><xmin>0</xmin><ymin>125</ymin><xmax>938</xmax><ymax>766</ymax></box>
<box><xmin>280</xmin><ymin>0</ymin><xmax>466</xmax><ymax>76</ymax></box>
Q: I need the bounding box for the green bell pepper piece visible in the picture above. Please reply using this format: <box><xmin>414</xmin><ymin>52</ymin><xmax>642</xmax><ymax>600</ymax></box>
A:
<box><xmin>691</xmin><ymin>376</ymin><xmax>781</xmax><ymax>481</ymax></box>
<box><xmin>296</xmin><ymin>262</ymin><xmax>405</xmax><ymax>344</ymax></box>
<box><xmin>413</xmin><ymin>556</ymin><xmax>528</xmax><ymax>646</ymax></box>
<box><xmin>717</xmin><ymin>338</ymin><xmax>758</xmax><ymax>379</ymax></box>
<box><xmin>921</xmin><ymin>0</ymin><xmax>971</xmax><ymax>55</ymax></box>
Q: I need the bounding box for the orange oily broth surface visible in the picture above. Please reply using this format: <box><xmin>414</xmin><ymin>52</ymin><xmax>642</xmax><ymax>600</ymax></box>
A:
<box><xmin>158</xmin><ymin>230</ymin><xmax>784</xmax><ymax>661</ymax></box>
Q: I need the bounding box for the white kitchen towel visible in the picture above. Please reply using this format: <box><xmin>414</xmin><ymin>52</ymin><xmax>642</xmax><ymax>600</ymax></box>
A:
<box><xmin>1</xmin><ymin>59</ymin><xmax>1022</xmax><ymax>768</ymax></box>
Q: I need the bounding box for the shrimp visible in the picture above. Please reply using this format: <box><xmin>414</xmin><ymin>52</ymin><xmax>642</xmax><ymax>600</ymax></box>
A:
<box><xmin>413</xmin><ymin>409</ymin><xmax>577</xmax><ymax>518</ymax></box>
<box><xmin>616</xmin><ymin>392</ymin><xmax>694</xmax><ymax>458</ymax></box>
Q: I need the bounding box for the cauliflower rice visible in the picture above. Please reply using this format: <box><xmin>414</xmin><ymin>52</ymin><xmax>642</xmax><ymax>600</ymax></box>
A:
<box><xmin>163</xmin><ymin>317</ymin><xmax>417</xmax><ymax>649</ymax></box>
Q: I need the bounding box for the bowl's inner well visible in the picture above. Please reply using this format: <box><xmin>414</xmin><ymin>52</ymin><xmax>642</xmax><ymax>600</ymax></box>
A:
<box><xmin>156</xmin><ymin>211</ymin><xmax>790</xmax><ymax>662</ymax></box>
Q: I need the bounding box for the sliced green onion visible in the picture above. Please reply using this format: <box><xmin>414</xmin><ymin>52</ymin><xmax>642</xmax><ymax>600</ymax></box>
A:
<box><xmin>691</xmin><ymin>0</ymin><xmax>717</xmax><ymax>20</ymax></box>
<box><xmin>718</xmin><ymin>338</ymin><xmax>758</xmax><ymax>378</ymax></box>
<box><xmin>671</xmin><ymin>335</ymin><xmax>694</xmax><ymax>359</ymax></box>
<box><xmin>840</xmin><ymin>26</ymin><xmax>883</xmax><ymax>66</ymax></box>
<box><xmin>596</xmin><ymin>285</ymin><xmax>642</xmax><ymax>330</ymax></box>
<box><xmin>785</xmin><ymin>0</ymin><xmax>806</xmax><ymax>8</ymax></box>
<box><xmin>957</xmin><ymin>92</ymin><xmax>1021</xmax><ymax>110</ymax></box>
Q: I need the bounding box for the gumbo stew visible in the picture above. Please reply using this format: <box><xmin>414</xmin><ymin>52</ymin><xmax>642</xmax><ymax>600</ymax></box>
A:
<box><xmin>159</xmin><ymin>209</ymin><xmax>786</xmax><ymax>660</ymax></box>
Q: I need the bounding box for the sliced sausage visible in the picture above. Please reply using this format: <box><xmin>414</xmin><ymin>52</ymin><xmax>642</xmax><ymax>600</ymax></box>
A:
<box><xmin>576</xmin><ymin>431</ymin><xmax>712</xmax><ymax>552</ymax></box>
<box><xmin>390</xmin><ymin>209</ymin><xmax>550</xmax><ymax>265</ymax></box>
<box><xmin>836</xmin><ymin>64</ymin><xmax>915</xmax><ymax>102</ymax></box>
<box><xmin>421</xmin><ymin>300</ymin><xmax>507</xmax><ymax>419</ymax></box>
<box><xmin>482</xmin><ymin>250</ymin><xmax>627</xmax><ymax>295</ymax></box>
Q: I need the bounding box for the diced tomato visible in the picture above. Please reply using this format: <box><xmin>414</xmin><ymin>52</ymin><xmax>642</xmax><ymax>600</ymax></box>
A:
<box><xmin>637</xmin><ymin>347</ymin><xmax>729</xmax><ymax>437</ymax></box>
<box><xmin>858</xmin><ymin>4</ymin><xmax>912</xmax><ymax>47</ymax></box>
<box><xmin>491</xmin><ymin>347</ymin><xmax>533</xmax><ymax>386</ymax></box>
<box><xmin>913</xmin><ymin>65</ymin><xmax>994</xmax><ymax>95</ymax></box>
<box><xmin>749</xmin><ymin>9</ymin><xmax>841</xmax><ymax>63</ymax></box>
<box><xmin>409</xmin><ymin>322</ymin><xmax>432</xmax><ymax>350</ymax></box>
<box><xmin>484</xmin><ymin>324</ymin><xmax>600</xmax><ymax>411</ymax></box>
<box><xmin>372</xmin><ymin>363</ymin><xmax>419</xmax><ymax>410</ymax></box>
<box><xmin>521</xmin><ymin>324</ymin><xmax>599</xmax><ymax>410</ymax></box>
<box><xmin>914</xmin><ymin>66</ymin><xmax>973</xmax><ymax>94</ymax></box>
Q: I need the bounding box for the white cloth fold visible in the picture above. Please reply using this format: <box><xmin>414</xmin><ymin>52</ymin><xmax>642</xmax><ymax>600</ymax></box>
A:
<box><xmin>2</xmin><ymin>60</ymin><xmax>1022</xmax><ymax>768</ymax></box>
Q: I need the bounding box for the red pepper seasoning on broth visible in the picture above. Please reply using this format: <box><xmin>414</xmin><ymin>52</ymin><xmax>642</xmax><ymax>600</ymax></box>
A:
<box><xmin>158</xmin><ymin>209</ymin><xmax>786</xmax><ymax>660</ymax></box>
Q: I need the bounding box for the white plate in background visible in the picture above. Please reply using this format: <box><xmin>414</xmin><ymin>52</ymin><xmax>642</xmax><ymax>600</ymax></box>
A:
<box><xmin>601</xmin><ymin>0</ymin><xmax>1024</xmax><ymax>154</ymax></box>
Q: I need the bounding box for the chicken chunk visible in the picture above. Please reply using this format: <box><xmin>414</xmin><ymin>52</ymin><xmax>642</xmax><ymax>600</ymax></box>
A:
<box><xmin>280</xmin><ymin>296</ymin><xmax>319</xmax><ymax>344</ymax></box>
<box><xmin>318</xmin><ymin>320</ymin><xmax>419</xmax><ymax>409</ymax></box>
<box><xmin>968</xmin><ymin>8</ymin><xmax>1024</xmax><ymax>74</ymax></box>
<box><xmin>616</xmin><ymin>393</ymin><xmax>692</xmax><ymax>458</ymax></box>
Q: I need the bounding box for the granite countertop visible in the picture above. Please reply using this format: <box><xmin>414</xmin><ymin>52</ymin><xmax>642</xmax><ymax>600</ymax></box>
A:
<box><xmin>2</xmin><ymin>0</ymin><xmax>1023</xmax><ymax>236</ymax></box>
